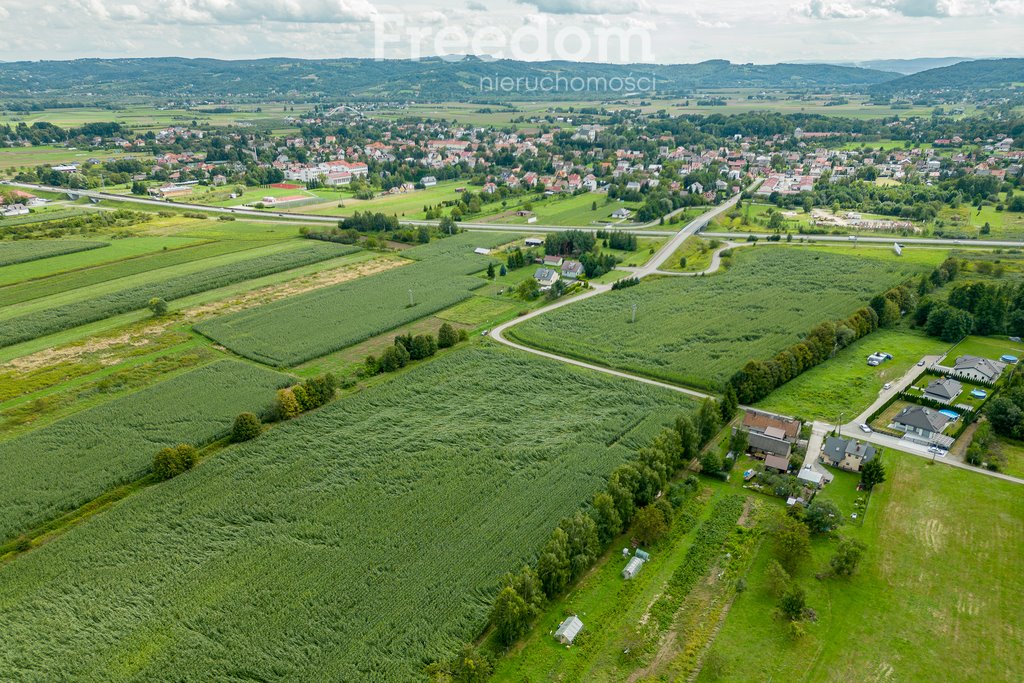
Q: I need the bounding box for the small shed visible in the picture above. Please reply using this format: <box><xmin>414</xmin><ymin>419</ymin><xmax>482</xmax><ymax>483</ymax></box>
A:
<box><xmin>635</xmin><ymin>549</ymin><xmax>650</xmax><ymax>561</ymax></box>
<box><xmin>525</xmin><ymin>237</ymin><xmax>544</xmax><ymax>247</ymax></box>
<box><xmin>473</xmin><ymin>247</ymin><xmax>490</xmax><ymax>255</ymax></box>
<box><xmin>797</xmin><ymin>469</ymin><xmax>824</xmax><ymax>489</ymax></box>
<box><xmin>622</xmin><ymin>556</ymin><xmax>644</xmax><ymax>579</ymax></box>
<box><xmin>554</xmin><ymin>615</ymin><xmax>583</xmax><ymax>644</ymax></box>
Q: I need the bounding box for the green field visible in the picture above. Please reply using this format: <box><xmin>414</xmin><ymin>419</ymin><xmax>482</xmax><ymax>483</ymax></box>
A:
<box><xmin>298</xmin><ymin>180</ymin><xmax>471</xmax><ymax>219</ymax></box>
<box><xmin>196</xmin><ymin>233</ymin><xmax>513</xmax><ymax>366</ymax></box>
<box><xmin>0</xmin><ymin>236</ymin><xmax>204</xmax><ymax>286</ymax></box>
<box><xmin>0</xmin><ymin>239</ymin><xmax>108</xmax><ymax>267</ymax></box>
<box><xmin>509</xmin><ymin>247</ymin><xmax>930</xmax><ymax>391</ymax></box>
<box><xmin>0</xmin><ymin>346</ymin><xmax>695</xmax><ymax>680</ymax></box>
<box><xmin>0</xmin><ymin>239</ymin><xmax>278</xmax><ymax>307</ymax></box>
<box><xmin>662</xmin><ymin>235</ymin><xmax>722</xmax><ymax>272</ymax></box>
<box><xmin>696</xmin><ymin>454</ymin><xmax>1024</xmax><ymax>682</ymax></box>
<box><xmin>0</xmin><ymin>241</ymin><xmax>356</xmax><ymax>348</ymax></box>
<box><xmin>480</xmin><ymin>193</ymin><xmax>643</xmax><ymax>227</ymax></box>
<box><xmin>756</xmin><ymin>328</ymin><xmax>952</xmax><ymax>421</ymax></box>
<box><xmin>0</xmin><ymin>360</ymin><xmax>291</xmax><ymax>544</ymax></box>
<box><xmin>947</xmin><ymin>335</ymin><xmax>1024</xmax><ymax>363</ymax></box>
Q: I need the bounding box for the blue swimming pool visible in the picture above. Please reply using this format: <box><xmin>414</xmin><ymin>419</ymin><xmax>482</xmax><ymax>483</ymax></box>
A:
<box><xmin>939</xmin><ymin>409</ymin><xmax>960</xmax><ymax>419</ymax></box>
<box><xmin>971</xmin><ymin>389</ymin><xmax>987</xmax><ymax>399</ymax></box>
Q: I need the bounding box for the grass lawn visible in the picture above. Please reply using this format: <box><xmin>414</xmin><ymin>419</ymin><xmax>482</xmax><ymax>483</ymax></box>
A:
<box><xmin>300</xmin><ymin>180</ymin><xmax>470</xmax><ymax>219</ymax></box>
<box><xmin>662</xmin><ymin>235</ymin><xmax>722</xmax><ymax>273</ymax></box>
<box><xmin>490</xmin><ymin>486</ymin><xmax>734</xmax><ymax>681</ymax></box>
<box><xmin>947</xmin><ymin>335</ymin><xmax>1024</xmax><ymax>363</ymax></box>
<box><xmin>990</xmin><ymin>436</ymin><xmax>1024</xmax><ymax>479</ymax></box>
<box><xmin>605</xmin><ymin>237</ymin><xmax>665</xmax><ymax>267</ymax></box>
<box><xmin>696</xmin><ymin>453</ymin><xmax>1024</xmax><ymax>682</ymax></box>
<box><xmin>481</xmin><ymin>193</ymin><xmax>644</xmax><ymax>227</ymax></box>
<box><xmin>756</xmin><ymin>328</ymin><xmax>952</xmax><ymax>422</ymax></box>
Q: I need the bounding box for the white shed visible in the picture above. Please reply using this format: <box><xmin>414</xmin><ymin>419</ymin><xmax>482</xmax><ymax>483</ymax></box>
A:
<box><xmin>554</xmin><ymin>615</ymin><xmax>583</xmax><ymax>644</ymax></box>
<box><xmin>622</xmin><ymin>556</ymin><xmax>644</xmax><ymax>579</ymax></box>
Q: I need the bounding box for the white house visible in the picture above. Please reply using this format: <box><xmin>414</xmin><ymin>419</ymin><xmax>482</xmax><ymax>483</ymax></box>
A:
<box><xmin>421</xmin><ymin>175</ymin><xmax>437</xmax><ymax>187</ymax></box>
<box><xmin>554</xmin><ymin>615</ymin><xmax>583</xmax><ymax>644</ymax></box>
<box><xmin>952</xmin><ymin>355</ymin><xmax>1003</xmax><ymax>384</ymax></box>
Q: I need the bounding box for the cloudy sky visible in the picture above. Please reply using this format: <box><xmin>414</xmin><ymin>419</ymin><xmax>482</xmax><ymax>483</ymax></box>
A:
<box><xmin>0</xmin><ymin>0</ymin><xmax>1021</xmax><ymax>64</ymax></box>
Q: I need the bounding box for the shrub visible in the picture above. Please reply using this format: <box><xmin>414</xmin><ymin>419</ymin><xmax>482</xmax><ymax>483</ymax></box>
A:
<box><xmin>276</xmin><ymin>388</ymin><xmax>301</xmax><ymax>420</ymax></box>
<box><xmin>437</xmin><ymin>322</ymin><xmax>459</xmax><ymax>349</ymax></box>
<box><xmin>231</xmin><ymin>413</ymin><xmax>262</xmax><ymax>442</ymax></box>
<box><xmin>152</xmin><ymin>444</ymin><xmax>198</xmax><ymax>480</ymax></box>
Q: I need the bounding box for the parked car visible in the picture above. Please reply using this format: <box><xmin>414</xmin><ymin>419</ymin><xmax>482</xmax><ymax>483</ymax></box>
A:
<box><xmin>917</xmin><ymin>360</ymin><xmax>926</xmax><ymax>366</ymax></box>
<box><xmin>928</xmin><ymin>445</ymin><xmax>947</xmax><ymax>456</ymax></box>
<box><xmin>883</xmin><ymin>382</ymin><xmax>892</xmax><ymax>390</ymax></box>
<box><xmin>859</xmin><ymin>424</ymin><xmax>872</xmax><ymax>433</ymax></box>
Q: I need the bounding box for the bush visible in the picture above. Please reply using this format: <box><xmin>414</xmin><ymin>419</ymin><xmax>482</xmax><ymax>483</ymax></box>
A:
<box><xmin>437</xmin><ymin>322</ymin><xmax>459</xmax><ymax>349</ymax></box>
<box><xmin>231</xmin><ymin>412</ymin><xmax>262</xmax><ymax>442</ymax></box>
<box><xmin>152</xmin><ymin>444</ymin><xmax>198</xmax><ymax>480</ymax></box>
<box><xmin>276</xmin><ymin>388</ymin><xmax>301</xmax><ymax>420</ymax></box>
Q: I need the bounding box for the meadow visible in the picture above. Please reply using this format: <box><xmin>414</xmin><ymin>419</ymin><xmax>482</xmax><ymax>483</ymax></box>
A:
<box><xmin>479</xmin><ymin>192</ymin><xmax>643</xmax><ymax>227</ymax></box>
<box><xmin>0</xmin><ymin>241</ymin><xmax>356</xmax><ymax>348</ymax></box>
<box><xmin>0</xmin><ymin>360</ymin><xmax>290</xmax><ymax>544</ymax></box>
<box><xmin>0</xmin><ymin>239</ymin><xmax>107</xmax><ymax>267</ymax></box>
<box><xmin>509</xmin><ymin>246</ymin><xmax>930</xmax><ymax>391</ymax></box>
<box><xmin>0</xmin><ymin>346</ymin><xmax>695</xmax><ymax>680</ymax></box>
<box><xmin>196</xmin><ymin>233</ymin><xmax>514</xmax><ymax>366</ymax></box>
<box><xmin>756</xmin><ymin>328</ymin><xmax>952</xmax><ymax>421</ymax></box>
<box><xmin>695</xmin><ymin>454</ymin><xmax>1024</xmax><ymax>682</ymax></box>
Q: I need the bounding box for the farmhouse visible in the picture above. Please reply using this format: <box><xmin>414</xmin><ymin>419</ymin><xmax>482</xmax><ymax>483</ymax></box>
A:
<box><xmin>821</xmin><ymin>436</ymin><xmax>876</xmax><ymax>472</ymax></box>
<box><xmin>554</xmin><ymin>615</ymin><xmax>583</xmax><ymax>645</ymax></box>
<box><xmin>952</xmin><ymin>355</ymin><xmax>1003</xmax><ymax>384</ymax></box>
<box><xmin>534</xmin><ymin>268</ymin><xmax>560</xmax><ymax>289</ymax></box>
<box><xmin>561</xmin><ymin>260</ymin><xmax>584</xmax><ymax>279</ymax></box>
<box><xmin>622</xmin><ymin>556</ymin><xmax>644</xmax><ymax>579</ymax></box>
<box><xmin>543</xmin><ymin>255</ymin><xmax>564</xmax><ymax>268</ymax></box>
<box><xmin>420</xmin><ymin>175</ymin><xmax>437</xmax><ymax>187</ymax></box>
<box><xmin>748</xmin><ymin>430</ymin><xmax>792</xmax><ymax>459</ymax></box>
<box><xmin>891</xmin><ymin>405</ymin><xmax>950</xmax><ymax>441</ymax></box>
<box><xmin>923</xmin><ymin>377</ymin><xmax>962</xmax><ymax>403</ymax></box>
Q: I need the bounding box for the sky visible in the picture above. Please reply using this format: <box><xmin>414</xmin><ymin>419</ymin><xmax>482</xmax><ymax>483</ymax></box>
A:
<box><xmin>0</xmin><ymin>0</ymin><xmax>1021</xmax><ymax>64</ymax></box>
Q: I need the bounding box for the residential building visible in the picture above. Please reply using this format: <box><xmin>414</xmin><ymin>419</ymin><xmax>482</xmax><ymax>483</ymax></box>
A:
<box><xmin>561</xmin><ymin>260</ymin><xmax>584</xmax><ymax>279</ymax></box>
<box><xmin>534</xmin><ymin>268</ymin><xmax>560</xmax><ymax>289</ymax></box>
<box><xmin>952</xmin><ymin>355</ymin><xmax>1003</xmax><ymax>384</ymax></box>
<box><xmin>891</xmin><ymin>405</ymin><xmax>950</xmax><ymax>441</ymax></box>
<box><xmin>742</xmin><ymin>410</ymin><xmax>801</xmax><ymax>442</ymax></box>
<box><xmin>923</xmin><ymin>377</ymin><xmax>962</xmax><ymax>403</ymax></box>
<box><xmin>821</xmin><ymin>436</ymin><xmax>876</xmax><ymax>472</ymax></box>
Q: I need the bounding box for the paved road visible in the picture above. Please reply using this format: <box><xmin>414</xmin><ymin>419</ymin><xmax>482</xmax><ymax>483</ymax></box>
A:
<box><xmin>703</xmin><ymin>231</ymin><xmax>1024</xmax><ymax>249</ymax></box>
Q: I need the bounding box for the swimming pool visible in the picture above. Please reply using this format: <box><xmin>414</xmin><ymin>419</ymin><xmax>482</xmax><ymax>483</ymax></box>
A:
<box><xmin>939</xmin><ymin>409</ymin><xmax>960</xmax><ymax>420</ymax></box>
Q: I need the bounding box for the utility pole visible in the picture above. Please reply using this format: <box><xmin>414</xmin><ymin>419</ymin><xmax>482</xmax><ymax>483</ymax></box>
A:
<box><xmin>631</xmin><ymin>303</ymin><xmax>637</xmax><ymax>324</ymax></box>
<box><xmin>408</xmin><ymin>289</ymin><xmax>414</xmax><ymax>307</ymax></box>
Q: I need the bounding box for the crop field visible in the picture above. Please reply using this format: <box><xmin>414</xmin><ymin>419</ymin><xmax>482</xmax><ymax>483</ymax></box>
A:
<box><xmin>0</xmin><ymin>239</ymin><xmax>278</xmax><ymax>307</ymax></box>
<box><xmin>0</xmin><ymin>360</ymin><xmax>291</xmax><ymax>544</ymax></box>
<box><xmin>696</xmin><ymin>454</ymin><xmax>1024</xmax><ymax>682</ymax></box>
<box><xmin>0</xmin><ymin>239</ymin><xmax>107</xmax><ymax>267</ymax></box>
<box><xmin>197</xmin><ymin>260</ymin><xmax>478</xmax><ymax>366</ymax></box>
<box><xmin>0</xmin><ymin>236</ymin><xmax>207</xmax><ymax>286</ymax></box>
<box><xmin>0</xmin><ymin>346</ymin><xmax>695</xmax><ymax>680</ymax></box>
<box><xmin>0</xmin><ymin>144</ymin><xmax>151</xmax><ymax>170</ymax></box>
<box><xmin>197</xmin><ymin>233</ymin><xmax>516</xmax><ymax>366</ymax></box>
<box><xmin>0</xmin><ymin>241</ymin><xmax>356</xmax><ymax>349</ymax></box>
<box><xmin>508</xmin><ymin>247</ymin><xmax>930</xmax><ymax>391</ymax></box>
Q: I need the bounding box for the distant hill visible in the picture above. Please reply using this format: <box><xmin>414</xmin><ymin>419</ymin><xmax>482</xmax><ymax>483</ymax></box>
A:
<box><xmin>0</xmin><ymin>56</ymin><xmax>897</xmax><ymax>102</ymax></box>
<box><xmin>844</xmin><ymin>57</ymin><xmax>971</xmax><ymax>75</ymax></box>
<box><xmin>870</xmin><ymin>58</ymin><xmax>1024</xmax><ymax>96</ymax></box>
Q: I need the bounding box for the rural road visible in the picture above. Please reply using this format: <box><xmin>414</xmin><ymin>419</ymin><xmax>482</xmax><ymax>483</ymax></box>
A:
<box><xmin>703</xmin><ymin>231</ymin><xmax>1024</xmax><ymax>249</ymax></box>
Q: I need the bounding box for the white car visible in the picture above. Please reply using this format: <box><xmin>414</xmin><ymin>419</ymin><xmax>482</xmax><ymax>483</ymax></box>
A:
<box><xmin>917</xmin><ymin>360</ymin><xmax>926</xmax><ymax>366</ymax></box>
<box><xmin>928</xmin><ymin>445</ymin><xmax>947</xmax><ymax>456</ymax></box>
<box><xmin>883</xmin><ymin>383</ymin><xmax>892</xmax><ymax>390</ymax></box>
<box><xmin>859</xmin><ymin>424</ymin><xmax>872</xmax><ymax>433</ymax></box>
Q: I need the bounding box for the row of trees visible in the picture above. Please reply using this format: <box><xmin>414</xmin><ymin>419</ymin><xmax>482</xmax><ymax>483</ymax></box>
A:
<box><xmin>729</xmin><ymin>308</ymin><xmax>880</xmax><ymax>404</ymax></box>
<box><xmin>364</xmin><ymin>323</ymin><xmax>467</xmax><ymax>376</ymax></box>
<box><xmin>275</xmin><ymin>374</ymin><xmax>339</xmax><ymax>420</ymax></box>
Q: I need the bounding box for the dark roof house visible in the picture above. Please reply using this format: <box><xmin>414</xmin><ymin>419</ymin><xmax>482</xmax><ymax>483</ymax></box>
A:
<box><xmin>822</xmin><ymin>436</ymin><xmax>876</xmax><ymax>472</ymax></box>
<box><xmin>923</xmin><ymin>377</ymin><xmax>962</xmax><ymax>403</ymax></box>
<box><xmin>892</xmin><ymin>405</ymin><xmax>950</xmax><ymax>437</ymax></box>
<box><xmin>742</xmin><ymin>410</ymin><xmax>800</xmax><ymax>442</ymax></box>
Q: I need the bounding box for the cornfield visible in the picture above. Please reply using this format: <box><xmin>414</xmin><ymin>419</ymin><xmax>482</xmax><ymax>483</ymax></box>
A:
<box><xmin>0</xmin><ymin>360</ymin><xmax>291</xmax><ymax>543</ymax></box>
<box><xmin>0</xmin><ymin>347</ymin><xmax>693</xmax><ymax>680</ymax></box>
<box><xmin>0</xmin><ymin>239</ymin><xmax>107</xmax><ymax>267</ymax></box>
